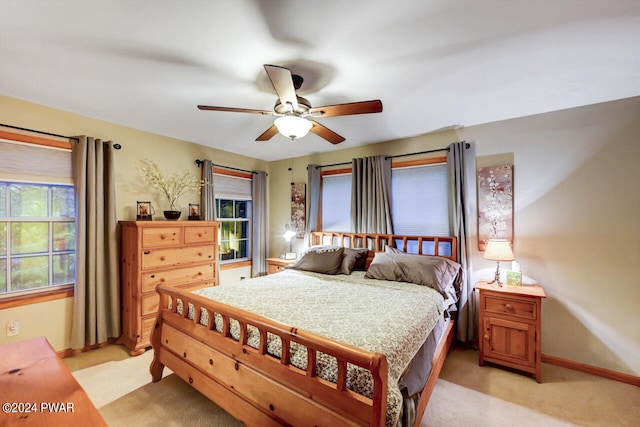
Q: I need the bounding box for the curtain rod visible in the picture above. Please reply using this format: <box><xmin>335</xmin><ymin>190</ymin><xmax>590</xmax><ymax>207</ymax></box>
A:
<box><xmin>1</xmin><ymin>123</ymin><xmax>80</xmax><ymax>141</ymax></box>
<box><xmin>195</xmin><ymin>159</ymin><xmax>258</xmax><ymax>175</ymax></box>
<box><xmin>313</xmin><ymin>141</ymin><xmax>470</xmax><ymax>169</ymax></box>
<box><xmin>0</xmin><ymin>123</ymin><xmax>123</xmax><ymax>149</ymax></box>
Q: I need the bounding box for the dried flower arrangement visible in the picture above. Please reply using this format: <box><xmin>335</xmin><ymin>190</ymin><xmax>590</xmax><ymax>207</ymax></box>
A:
<box><xmin>137</xmin><ymin>159</ymin><xmax>201</xmax><ymax>211</ymax></box>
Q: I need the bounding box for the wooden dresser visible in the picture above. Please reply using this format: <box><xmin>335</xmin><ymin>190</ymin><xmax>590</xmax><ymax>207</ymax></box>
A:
<box><xmin>118</xmin><ymin>221</ymin><xmax>220</xmax><ymax>355</ymax></box>
<box><xmin>477</xmin><ymin>281</ymin><xmax>546</xmax><ymax>382</ymax></box>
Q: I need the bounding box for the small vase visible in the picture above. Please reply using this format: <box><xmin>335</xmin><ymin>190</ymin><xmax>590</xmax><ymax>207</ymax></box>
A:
<box><xmin>163</xmin><ymin>210</ymin><xmax>181</xmax><ymax>220</ymax></box>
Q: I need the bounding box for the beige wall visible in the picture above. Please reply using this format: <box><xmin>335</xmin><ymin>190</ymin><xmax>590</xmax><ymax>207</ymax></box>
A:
<box><xmin>267</xmin><ymin>96</ymin><xmax>640</xmax><ymax>377</ymax></box>
<box><xmin>0</xmin><ymin>96</ymin><xmax>268</xmax><ymax>350</ymax></box>
<box><xmin>2</xmin><ymin>95</ymin><xmax>639</xmax><ymax>378</ymax></box>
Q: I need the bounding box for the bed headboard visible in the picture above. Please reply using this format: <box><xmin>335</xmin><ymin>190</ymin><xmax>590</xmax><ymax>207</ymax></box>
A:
<box><xmin>308</xmin><ymin>231</ymin><xmax>458</xmax><ymax>263</ymax></box>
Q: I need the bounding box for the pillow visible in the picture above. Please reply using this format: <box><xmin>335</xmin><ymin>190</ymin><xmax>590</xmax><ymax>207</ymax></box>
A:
<box><xmin>340</xmin><ymin>247</ymin><xmax>370</xmax><ymax>274</ymax></box>
<box><xmin>284</xmin><ymin>245</ymin><xmax>344</xmax><ymax>275</ymax></box>
<box><xmin>365</xmin><ymin>247</ymin><xmax>462</xmax><ymax>299</ymax></box>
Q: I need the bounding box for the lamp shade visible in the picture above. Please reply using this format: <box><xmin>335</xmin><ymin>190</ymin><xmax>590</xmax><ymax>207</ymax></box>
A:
<box><xmin>483</xmin><ymin>239</ymin><xmax>515</xmax><ymax>261</ymax></box>
<box><xmin>274</xmin><ymin>115</ymin><xmax>312</xmax><ymax>140</ymax></box>
<box><xmin>283</xmin><ymin>225</ymin><xmax>297</xmax><ymax>242</ymax></box>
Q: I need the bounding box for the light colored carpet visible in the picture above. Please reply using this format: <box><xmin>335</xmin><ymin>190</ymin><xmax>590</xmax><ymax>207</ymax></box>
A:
<box><xmin>69</xmin><ymin>346</ymin><xmax>640</xmax><ymax>426</ymax></box>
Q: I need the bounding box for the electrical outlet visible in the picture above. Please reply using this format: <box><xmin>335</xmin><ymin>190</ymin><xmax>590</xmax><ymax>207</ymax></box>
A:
<box><xmin>6</xmin><ymin>320</ymin><xmax>19</xmax><ymax>337</ymax></box>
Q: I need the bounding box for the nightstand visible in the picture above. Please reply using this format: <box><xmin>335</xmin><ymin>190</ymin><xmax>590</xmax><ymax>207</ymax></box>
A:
<box><xmin>266</xmin><ymin>257</ymin><xmax>295</xmax><ymax>274</ymax></box>
<box><xmin>477</xmin><ymin>281</ymin><xmax>546</xmax><ymax>382</ymax></box>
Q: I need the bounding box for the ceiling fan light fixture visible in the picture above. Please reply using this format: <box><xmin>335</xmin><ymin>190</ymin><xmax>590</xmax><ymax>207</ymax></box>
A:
<box><xmin>274</xmin><ymin>115</ymin><xmax>312</xmax><ymax>140</ymax></box>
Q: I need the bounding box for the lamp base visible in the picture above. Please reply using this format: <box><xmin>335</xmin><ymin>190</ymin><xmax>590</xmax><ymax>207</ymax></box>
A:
<box><xmin>487</xmin><ymin>262</ymin><xmax>503</xmax><ymax>286</ymax></box>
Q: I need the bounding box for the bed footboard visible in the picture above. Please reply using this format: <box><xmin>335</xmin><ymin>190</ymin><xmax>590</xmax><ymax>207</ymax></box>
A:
<box><xmin>150</xmin><ymin>284</ymin><xmax>389</xmax><ymax>427</ymax></box>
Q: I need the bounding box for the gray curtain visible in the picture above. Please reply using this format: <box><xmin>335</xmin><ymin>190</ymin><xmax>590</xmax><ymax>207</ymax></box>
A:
<box><xmin>351</xmin><ymin>155</ymin><xmax>393</xmax><ymax>234</ymax></box>
<box><xmin>251</xmin><ymin>171</ymin><xmax>268</xmax><ymax>277</ymax></box>
<box><xmin>447</xmin><ymin>141</ymin><xmax>477</xmax><ymax>343</ymax></box>
<box><xmin>305</xmin><ymin>164</ymin><xmax>321</xmax><ymax>243</ymax></box>
<box><xmin>70</xmin><ymin>136</ymin><xmax>120</xmax><ymax>349</ymax></box>
<box><xmin>200</xmin><ymin>159</ymin><xmax>217</xmax><ymax>220</ymax></box>
<box><xmin>199</xmin><ymin>159</ymin><xmax>221</xmax><ymax>284</ymax></box>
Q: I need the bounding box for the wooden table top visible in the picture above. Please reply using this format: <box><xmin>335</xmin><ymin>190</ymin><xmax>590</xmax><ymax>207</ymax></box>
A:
<box><xmin>0</xmin><ymin>336</ymin><xmax>106</xmax><ymax>426</ymax></box>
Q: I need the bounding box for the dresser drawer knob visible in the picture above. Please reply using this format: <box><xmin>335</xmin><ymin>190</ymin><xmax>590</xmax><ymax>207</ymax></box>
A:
<box><xmin>160</xmin><ymin>256</ymin><xmax>166</xmax><ymax>261</ymax></box>
<box><xmin>505</xmin><ymin>303</ymin><xmax>513</xmax><ymax>310</ymax></box>
<box><xmin>160</xmin><ymin>278</ymin><xmax>166</xmax><ymax>282</ymax></box>
<box><xmin>160</xmin><ymin>234</ymin><xmax>166</xmax><ymax>240</ymax></box>
<box><xmin>484</xmin><ymin>335</ymin><xmax>490</xmax><ymax>341</ymax></box>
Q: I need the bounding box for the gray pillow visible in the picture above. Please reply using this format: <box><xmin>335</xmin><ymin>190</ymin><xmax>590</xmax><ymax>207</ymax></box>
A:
<box><xmin>340</xmin><ymin>247</ymin><xmax>370</xmax><ymax>274</ymax></box>
<box><xmin>285</xmin><ymin>245</ymin><xmax>344</xmax><ymax>275</ymax></box>
<box><xmin>365</xmin><ymin>247</ymin><xmax>462</xmax><ymax>299</ymax></box>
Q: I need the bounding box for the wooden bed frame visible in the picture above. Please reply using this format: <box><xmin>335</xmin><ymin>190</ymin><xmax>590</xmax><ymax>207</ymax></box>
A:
<box><xmin>150</xmin><ymin>232</ymin><xmax>458</xmax><ymax>427</ymax></box>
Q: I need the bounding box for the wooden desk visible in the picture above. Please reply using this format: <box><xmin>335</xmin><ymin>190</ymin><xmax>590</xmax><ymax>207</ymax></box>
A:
<box><xmin>0</xmin><ymin>337</ymin><xmax>106</xmax><ymax>426</ymax></box>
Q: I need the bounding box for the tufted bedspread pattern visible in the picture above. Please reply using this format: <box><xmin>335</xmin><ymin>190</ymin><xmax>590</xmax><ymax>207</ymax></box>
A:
<box><xmin>180</xmin><ymin>269</ymin><xmax>445</xmax><ymax>426</ymax></box>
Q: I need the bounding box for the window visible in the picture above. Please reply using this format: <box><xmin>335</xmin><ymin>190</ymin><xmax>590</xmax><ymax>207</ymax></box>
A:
<box><xmin>0</xmin><ymin>136</ymin><xmax>74</xmax><ymax>298</ymax></box>
<box><xmin>213</xmin><ymin>172</ymin><xmax>252</xmax><ymax>263</ymax></box>
<box><xmin>391</xmin><ymin>163</ymin><xmax>449</xmax><ymax>235</ymax></box>
<box><xmin>217</xmin><ymin>198</ymin><xmax>251</xmax><ymax>262</ymax></box>
<box><xmin>0</xmin><ymin>182</ymin><xmax>75</xmax><ymax>295</ymax></box>
<box><xmin>320</xmin><ymin>160</ymin><xmax>449</xmax><ymax>236</ymax></box>
<box><xmin>321</xmin><ymin>173</ymin><xmax>351</xmax><ymax>231</ymax></box>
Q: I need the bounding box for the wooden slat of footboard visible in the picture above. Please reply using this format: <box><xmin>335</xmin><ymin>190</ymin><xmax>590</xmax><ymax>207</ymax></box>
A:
<box><xmin>159</xmin><ymin>324</ymin><xmax>363</xmax><ymax>427</ymax></box>
<box><xmin>152</xmin><ymin>286</ymin><xmax>387</xmax><ymax>427</ymax></box>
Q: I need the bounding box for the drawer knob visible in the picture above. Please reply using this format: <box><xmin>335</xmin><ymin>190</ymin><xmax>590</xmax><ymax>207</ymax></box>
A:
<box><xmin>160</xmin><ymin>278</ymin><xmax>166</xmax><ymax>282</ymax></box>
<box><xmin>505</xmin><ymin>303</ymin><xmax>513</xmax><ymax>310</ymax></box>
<box><xmin>160</xmin><ymin>235</ymin><xmax>166</xmax><ymax>240</ymax></box>
<box><xmin>198</xmin><ymin>252</ymin><xmax>202</xmax><ymax>256</ymax></box>
<box><xmin>484</xmin><ymin>335</ymin><xmax>490</xmax><ymax>341</ymax></box>
<box><xmin>160</xmin><ymin>256</ymin><xmax>166</xmax><ymax>261</ymax></box>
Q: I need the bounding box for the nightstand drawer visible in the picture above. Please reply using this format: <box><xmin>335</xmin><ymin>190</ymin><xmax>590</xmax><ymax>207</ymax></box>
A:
<box><xmin>266</xmin><ymin>258</ymin><xmax>295</xmax><ymax>274</ymax></box>
<box><xmin>268</xmin><ymin>263</ymin><xmax>287</xmax><ymax>274</ymax></box>
<box><xmin>483</xmin><ymin>295</ymin><xmax>537</xmax><ymax>320</ymax></box>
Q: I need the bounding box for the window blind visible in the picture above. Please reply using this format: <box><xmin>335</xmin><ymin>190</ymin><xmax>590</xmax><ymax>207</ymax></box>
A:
<box><xmin>214</xmin><ymin>173</ymin><xmax>252</xmax><ymax>200</ymax></box>
<box><xmin>321</xmin><ymin>173</ymin><xmax>351</xmax><ymax>231</ymax></box>
<box><xmin>0</xmin><ymin>139</ymin><xmax>72</xmax><ymax>183</ymax></box>
<box><xmin>391</xmin><ymin>164</ymin><xmax>449</xmax><ymax>235</ymax></box>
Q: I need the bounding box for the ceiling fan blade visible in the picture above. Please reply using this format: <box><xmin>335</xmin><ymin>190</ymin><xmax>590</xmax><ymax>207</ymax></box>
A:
<box><xmin>310</xmin><ymin>121</ymin><xmax>345</xmax><ymax>145</ymax></box>
<box><xmin>197</xmin><ymin>105</ymin><xmax>274</xmax><ymax>115</ymax></box>
<box><xmin>264</xmin><ymin>64</ymin><xmax>299</xmax><ymax>112</ymax></box>
<box><xmin>255</xmin><ymin>125</ymin><xmax>279</xmax><ymax>141</ymax></box>
<box><xmin>309</xmin><ymin>100</ymin><xmax>383</xmax><ymax>117</ymax></box>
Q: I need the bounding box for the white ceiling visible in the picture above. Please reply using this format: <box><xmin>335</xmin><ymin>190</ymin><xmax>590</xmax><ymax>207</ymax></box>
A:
<box><xmin>2</xmin><ymin>1</ymin><xmax>639</xmax><ymax>161</ymax></box>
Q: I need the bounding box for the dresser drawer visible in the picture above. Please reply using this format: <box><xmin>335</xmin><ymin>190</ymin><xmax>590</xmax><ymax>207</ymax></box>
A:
<box><xmin>141</xmin><ymin>316</ymin><xmax>156</xmax><ymax>340</ymax></box>
<box><xmin>141</xmin><ymin>264</ymin><xmax>216</xmax><ymax>292</ymax></box>
<box><xmin>141</xmin><ymin>292</ymin><xmax>160</xmax><ymax>316</ymax></box>
<box><xmin>185</xmin><ymin>226</ymin><xmax>217</xmax><ymax>244</ymax></box>
<box><xmin>142</xmin><ymin>227</ymin><xmax>181</xmax><ymax>248</ymax></box>
<box><xmin>483</xmin><ymin>294</ymin><xmax>537</xmax><ymax>320</ymax></box>
<box><xmin>142</xmin><ymin>245</ymin><xmax>216</xmax><ymax>270</ymax></box>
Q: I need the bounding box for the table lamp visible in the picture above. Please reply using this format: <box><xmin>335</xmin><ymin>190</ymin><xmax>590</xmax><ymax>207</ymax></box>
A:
<box><xmin>483</xmin><ymin>239</ymin><xmax>515</xmax><ymax>286</ymax></box>
<box><xmin>283</xmin><ymin>224</ymin><xmax>297</xmax><ymax>259</ymax></box>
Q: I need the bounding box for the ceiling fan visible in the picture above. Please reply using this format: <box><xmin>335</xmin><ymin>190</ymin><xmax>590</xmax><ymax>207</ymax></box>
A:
<box><xmin>198</xmin><ymin>64</ymin><xmax>383</xmax><ymax>144</ymax></box>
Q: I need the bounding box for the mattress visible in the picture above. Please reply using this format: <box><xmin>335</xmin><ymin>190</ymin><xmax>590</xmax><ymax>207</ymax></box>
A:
<box><xmin>180</xmin><ymin>269</ymin><xmax>447</xmax><ymax>426</ymax></box>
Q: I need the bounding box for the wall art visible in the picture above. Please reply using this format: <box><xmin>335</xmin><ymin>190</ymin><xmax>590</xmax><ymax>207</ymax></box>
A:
<box><xmin>478</xmin><ymin>164</ymin><xmax>513</xmax><ymax>250</ymax></box>
<box><xmin>291</xmin><ymin>183</ymin><xmax>306</xmax><ymax>239</ymax></box>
